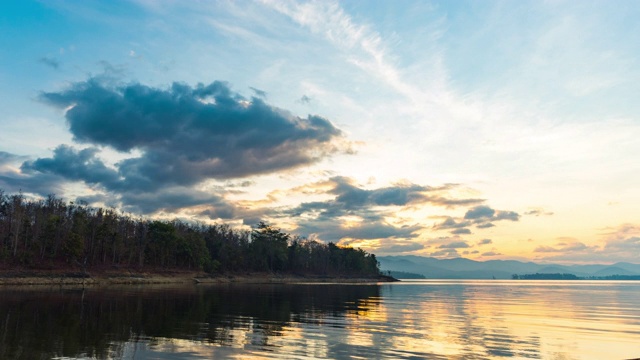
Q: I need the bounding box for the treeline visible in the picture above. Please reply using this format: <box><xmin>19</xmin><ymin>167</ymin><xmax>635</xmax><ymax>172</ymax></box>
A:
<box><xmin>384</xmin><ymin>270</ymin><xmax>426</xmax><ymax>279</ymax></box>
<box><xmin>513</xmin><ymin>273</ymin><xmax>640</xmax><ymax>280</ymax></box>
<box><xmin>0</xmin><ymin>190</ymin><xmax>380</xmax><ymax>276</ymax></box>
<box><xmin>512</xmin><ymin>273</ymin><xmax>579</xmax><ymax>280</ymax></box>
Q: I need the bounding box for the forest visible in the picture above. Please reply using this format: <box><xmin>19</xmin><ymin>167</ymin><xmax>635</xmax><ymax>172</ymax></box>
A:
<box><xmin>0</xmin><ymin>190</ymin><xmax>381</xmax><ymax>277</ymax></box>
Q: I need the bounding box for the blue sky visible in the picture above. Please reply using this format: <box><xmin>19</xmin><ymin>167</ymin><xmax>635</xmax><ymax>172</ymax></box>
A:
<box><xmin>1</xmin><ymin>0</ymin><xmax>639</xmax><ymax>263</ymax></box>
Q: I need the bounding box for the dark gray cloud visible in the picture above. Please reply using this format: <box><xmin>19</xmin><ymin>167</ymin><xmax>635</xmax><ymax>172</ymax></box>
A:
<box><xmin>21</xmin><ymin>145</ymin><xmax>120</xmax><ymax>188</ymax></box>
<box><xmin>464</xmin><ymin>205</ymin><xmax>495</xmax><ymax>220</ymax></box>
<box><xmin>476</xmin><ymin>222</ymin><xmax>495</xmax><ymax>229</ymax></box>
<box><xmin>433</xmin><ymin>217</ymin><xmax>471</xmax><ymax>230</ymax></box>
<box><xmin>0</xmin><ymin>172</ymin><xmax>64</xmax><ymax>196</ymax></box>
<box><xmin>322</xmin><ymin>177</ymin><xmax>479</xmax><ymax>212</ymax></box>
<box><xmin>38</xmin><ymin>78</ymin><xmax>345</xmax><ymax>188</ymax></box>
<box><xmin>297</xmin><ymin>219</ymin><xmax>422</xmax><ymax>242</ymax></box>
<box><xmin>274</xmin><ymin>177</ymin><xmax>487</xmax><ymax>243</ymax></box>
<box><xmin>11</xmin><ymin>78</ymin><xmax>348</xmax><ymax>216</ymax></box>
<box><xmin>451</xmin><ymin>228</ymin><xmax>472</xmax><ymax>235</ymax></box>
<box><xmin>122</xmin><ymin>188</ymin><xmax>236</xmax><ymax>218</ymax></box>
<box><xmin>478</xmin><ymin>239</ymin><xmax>493</xmax><ymax>245</ymax></box>
<box><xmin>0</xmin><ymin>151</ymin><xmax>65</xmax><ymax>195</ymax></box>
<box><xmin>464</xmin><ymin>205</ymin><xmax>520</xmax><ymax>223</ymax></box>
<box><xmin>495</xmin><ymin>210</ymin><xmax>519</xmax><ymax>221</ymax></box>
<box><xmin>16</xmin><ymin>145</ymin><xmax>240</xmax><ymax>217</ymax></box>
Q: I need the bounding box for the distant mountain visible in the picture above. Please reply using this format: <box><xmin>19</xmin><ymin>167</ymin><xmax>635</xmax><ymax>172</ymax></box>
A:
<box><xmin>593</xmin><ymin>267</ymin><xmax>637</xmax><ymax>276</ymax></box>
<box><xmin>378</xmin><ymin>255</ymin><xmax>640</xmax><ymax>279</ymax></box>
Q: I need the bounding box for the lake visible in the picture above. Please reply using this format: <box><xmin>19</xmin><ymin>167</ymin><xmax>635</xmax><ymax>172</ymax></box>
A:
<box><xmin>1</xmin><ymin>280</ymin><xmax>639</xmax><ymax>359</ymax></box>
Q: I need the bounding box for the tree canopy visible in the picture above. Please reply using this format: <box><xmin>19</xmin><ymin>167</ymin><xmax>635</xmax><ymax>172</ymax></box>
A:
<box><xmin>0</xmin><ymin>190</ymin><xmax>380</xmax><ymax>277</ymax></box>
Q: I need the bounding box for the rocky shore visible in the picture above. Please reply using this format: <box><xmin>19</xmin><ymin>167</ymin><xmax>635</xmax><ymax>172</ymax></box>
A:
<box><xmin>0</xmin><ymin>269</ymin><xmax>398</xmax><ymax>286</ymax></box>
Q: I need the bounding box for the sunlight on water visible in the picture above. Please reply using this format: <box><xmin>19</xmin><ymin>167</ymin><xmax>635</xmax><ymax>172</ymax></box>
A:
<box><xmin>2</xmin><ymin>280</ymin><xmax>640</xmax><ymax>359</ymax></box>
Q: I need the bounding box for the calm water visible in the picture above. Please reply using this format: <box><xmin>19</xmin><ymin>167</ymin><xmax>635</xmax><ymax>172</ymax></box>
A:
<box><xmin>1</xmin><ymin>280</ymin><xmax>639</xmax><ymax>359</ymax></box>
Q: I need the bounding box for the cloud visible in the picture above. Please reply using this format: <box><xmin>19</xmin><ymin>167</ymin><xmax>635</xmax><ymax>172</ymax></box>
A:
<box><xmin>298</xmin><ymin>95</ymin><xmax>312</xmax><ymax>104</ymax></box>
<box><xmin>0</xmin><ymin>151</ymin><xmax>27</xmax><ymax>167</ymax></box>
<box><xmin>601</xmin><ymin>224</ymin><xmax>640</xmax><ymax>257</ymax></box>
<box><xmin>38</xmin><ymin>77</ymin><xmax>346</xmax><ymax>188</ymax></box>
<box><xmin>375</xmin><ymin>241</ymin><xmax>424</xmax><ymax>254</ymax></box>
<box><xmin>297</xmin><ymin>218</ymin><xmax>422</xmax><ymax>242</ymax></box>
<box><xmin>39</xmin><ymin>57</ymin><xmax>60</xmax><ymax>69</ymax></box>
<box><xmin>451</xmin><ymin>228</ymin><xmax>472</xmax><ymax>235</ymax></box>
<box><xmin>438</xmin><ymin>241</ymin><xmax>470</xmax><ymax>249</ymax></box>
<box><xmin>464</xmin><ymin>205</ymin><xmax>520</xmax><ymax>225</ymax></box>
<box><xmin>429</xmin><ymin>248</ymin><xmax>461</xmax><ymax>258</ymax></box>
<box><xmin>288</xmin><ymin>177</ymin><xmax>479</xmax><ymax>218</ymax></box>
<box><xmin>534</xmin><ymin>241</ymin><xmax>591</xmax><ymax>253</ymax></box>
<box><xmin>478</xmin><ymin>239</ymin><xmax>493</xmax><ymax>245</ymax></box>
<box><xmin>0</xmin><ymin>171</ymin><xmax>65</xmax><ymax>196</ymax></box>
<box><xmin>464</xmin><ymin>205</ymin><xmax>495</xmax><ymax>220</ymax></box>
<box><xmin>249</xmin><ymin>86</ymin><xmax>267</xmax><ymax>98</ymax></box>
<box><xmin>270</xmin><ymin>177</ymin><xmax>483</xmax><ymax>243</ymax></box>
<box><xmin>21</xmin><ymin>145</ymin><xmax>120</xmax><ymax>188</ymax></box>
<box><xmin>533</xmin><ymin>226</ymin><xmax>640</xmax><ymax>263</ymax></box>
<box><xmin>525</xmin><ymin>208</ymin><xmax>554</xmax><ymax>216</ymax></box>
<box><xmin>9</xmin><ymin>78</ymin><xmax>353</xmax><ymax>216</ymax></box>
<box><xmin>481</xmin><ymin>251</ymin><xmax>501</xmax><ymax>256</ymax></box>
<box><xmin>433</xmin><ymin>217</ymin><xmax>471</xmax><ymax>230</ymax></box>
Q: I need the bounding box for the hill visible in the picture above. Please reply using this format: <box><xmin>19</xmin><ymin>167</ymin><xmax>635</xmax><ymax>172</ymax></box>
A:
<box><xmin>378</xmin><ymin>255</ymin><xmax>640</xmax><ymax>279</ymax></box>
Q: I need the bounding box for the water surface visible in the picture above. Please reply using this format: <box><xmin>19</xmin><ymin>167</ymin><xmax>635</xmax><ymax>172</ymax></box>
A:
<box><xmin>1</xmin><ymin>280</ymin><xmax>639</xmax><ymax>359</ymax></box>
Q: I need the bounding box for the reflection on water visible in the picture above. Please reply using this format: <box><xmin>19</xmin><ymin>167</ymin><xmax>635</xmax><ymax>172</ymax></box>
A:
<box><xmin>1</xmin><ymin>280</ymin><xmax>640</xmax><ymax>359</ymax></box>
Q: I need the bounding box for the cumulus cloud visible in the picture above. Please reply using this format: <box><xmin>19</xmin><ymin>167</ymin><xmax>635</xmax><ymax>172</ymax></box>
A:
<box><xmin>0</xmin><ymin>151</ymin><xmax>64</xmax><ymax>195</ymax></box>
<box><xmin>465</xmin><ymin>205</ymin><xmax>519</xmax><ymax>222</ymax></box>
<box><xmin>7</xmin><ymin>78</ymin><xmax>353</xmax><ymax>216</ymax></box>
<box><xmin>21</xmin><ymin>145</ymin><xmax>120</xmax><ymax>188</ymax></box>
<box><xmin>38</xmin><ymin>77</ymin><xmax>346</xmax><ymax>187</ymax></box>
<box><xmin>288</xmin><ymin>177</ymin><xmax>480</xmax><ymax>219</ymax></box>
<box><xmin>432</xmin><ymin>205</ymin><xmax>518</xmax><ymax>234</ymax></box>
<box><xmin>460</xmin><ymin>205</ymin><xmax>520</xmax><ymax>228</ymax></box>
<box><xmin>272</xmin><ymin>177</ymin><xmax>485</xmax><ymax>244</ymax></box>
<box><xmin>478</xmin><ymin>239</ymin><xmax>493</xmax><ymax>245</ymax></box>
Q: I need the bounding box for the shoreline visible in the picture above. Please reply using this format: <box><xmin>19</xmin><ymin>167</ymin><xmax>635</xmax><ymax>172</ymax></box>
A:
<box><xmin>0</xmin><ymin>269</ymin><xmax>398</xmax><ymax>286</ymax></box>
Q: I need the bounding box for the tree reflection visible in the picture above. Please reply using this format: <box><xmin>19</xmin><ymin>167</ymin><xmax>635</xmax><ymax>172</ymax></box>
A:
<box><xmin>0</xmin><ymin>284</ymin><xmax>380</xmax><ymax>359</ymax></box>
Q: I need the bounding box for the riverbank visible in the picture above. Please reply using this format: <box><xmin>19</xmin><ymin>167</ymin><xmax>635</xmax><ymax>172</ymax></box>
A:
<box><xmin>0</xmin><ymin>268</ymin><xmax>398</xmax><ymax>286</ymax></box>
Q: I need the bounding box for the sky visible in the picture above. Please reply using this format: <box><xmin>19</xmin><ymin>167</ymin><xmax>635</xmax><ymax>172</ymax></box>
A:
<box><xmin>1</xmin><ymin>0</ymin><xmax>639</xmax><ymax>264</ymax></box>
